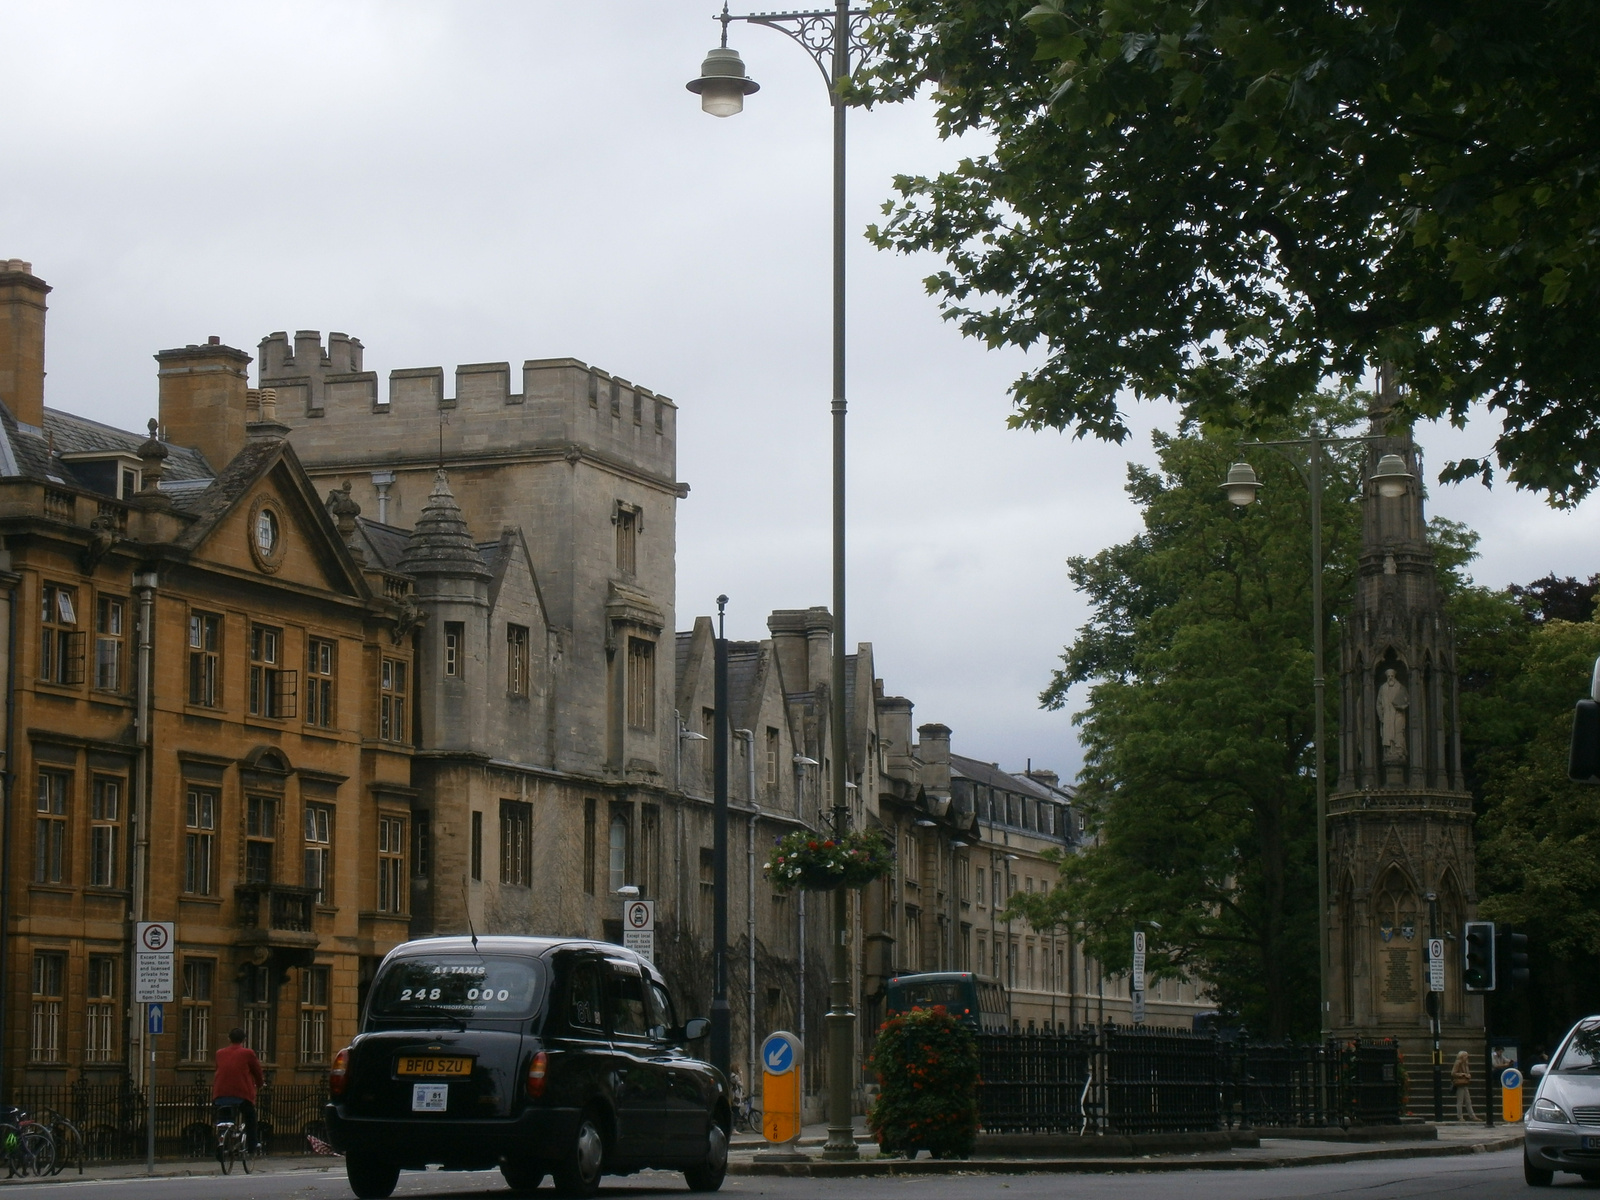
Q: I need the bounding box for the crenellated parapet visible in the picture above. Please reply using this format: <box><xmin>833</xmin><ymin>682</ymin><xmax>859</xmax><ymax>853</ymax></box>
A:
<box><xmin>259</xmin><ymin>331</ymin><xmax>678</xmax><ymax>483</ymax></box>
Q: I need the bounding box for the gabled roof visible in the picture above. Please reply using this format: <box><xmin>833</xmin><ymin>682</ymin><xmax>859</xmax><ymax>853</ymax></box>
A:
<box><xmin>170</xmin><ymin>438</ymin><xmax>373</xmax><ymax>600</ymax></box>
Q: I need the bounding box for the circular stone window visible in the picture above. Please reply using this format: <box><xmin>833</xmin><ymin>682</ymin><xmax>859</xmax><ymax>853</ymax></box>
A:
<box><xmin>248</xmin><ymin>498</ymin><xmax>286</xmax><ymax>573</ymax></box>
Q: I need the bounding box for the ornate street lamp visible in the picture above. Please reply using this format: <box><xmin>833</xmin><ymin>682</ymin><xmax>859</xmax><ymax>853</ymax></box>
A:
<box><xmin>1223</xmin><ymin>429</ymin><xmax>1413</xmax><ymax>1041</ymax></box>
<box><xmin>687</xmin><ymin>0</ymin><xmax>870</xmax><ymax>1161</ymax></box>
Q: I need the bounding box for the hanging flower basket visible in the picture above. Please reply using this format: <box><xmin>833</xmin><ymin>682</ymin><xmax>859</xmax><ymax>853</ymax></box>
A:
<box><xmin>765</xmin><ymin>828</ymin><xmax>893</xmax><ymax>892</ymax></box>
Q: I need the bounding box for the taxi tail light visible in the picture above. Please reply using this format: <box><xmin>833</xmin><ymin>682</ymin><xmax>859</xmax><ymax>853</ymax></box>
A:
<box><xmin>526</xmin><ymin>1050</ymin><xmax>548</xmax><ymax>1099</ymax></box>
<box><xmin>329</xmin><ymin>1047</ymin><xmax>351</xmax><ymax>1097</ymax></box>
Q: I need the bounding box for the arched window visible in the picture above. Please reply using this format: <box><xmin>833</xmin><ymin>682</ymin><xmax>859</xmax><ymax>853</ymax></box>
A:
<box><xmin>608</xmin><ymin>814</ymin><xmax>628</xmax><ymax>893</ymax></box>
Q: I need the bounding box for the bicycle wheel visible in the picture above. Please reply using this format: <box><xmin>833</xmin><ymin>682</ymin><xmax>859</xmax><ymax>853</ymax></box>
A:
<box><xmin>217</xmin><ymin>1125</ymin><xmax>234</xmax><ymax>1174</ymax></box>
<box><xmin>18</xmin><ymin>1129</ymin><xmax>54</xmax><ymax>1177</ymax></box>
<box><xmin>238</xmin><ymin>1133</ymin><xmax>252</xmax><ymax>1175</ymax></box>
<box><xmin>47</xmin><ymin>1116</ymin><xmax>80</xmax><ymax>1175</ymax></box>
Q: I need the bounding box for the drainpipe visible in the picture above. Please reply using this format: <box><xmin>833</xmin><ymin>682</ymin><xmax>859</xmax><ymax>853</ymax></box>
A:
<box><xmin>0</xmin><ymin>559</ymin><xmax>17</xmax><ymax>1103</ymax></box>
<box><xmin>736</xmin><ymin>729</ymin><xmax>757</xmax><ymax>1089</ymax></box>
<box><xmin>131</xmin><ymin>570</ymin><xmax>158</xmax><ymax>1088</ymax></box>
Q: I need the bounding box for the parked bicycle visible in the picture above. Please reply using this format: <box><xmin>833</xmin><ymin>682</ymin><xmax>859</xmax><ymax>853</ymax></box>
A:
<box><xmin>36</xmin><ymin>1108</ymin><xmax>84</xmax><ymax>1175</ymax></box>
<box><xmin>0</xmin><ymin>1110</ymin><xmax>56</xmax><ymax>1178</ymax></box>
<box><xmin>213</xmin><ymin>1101</ymin><xmax>252</xmax><ymax>1175</ymax></box>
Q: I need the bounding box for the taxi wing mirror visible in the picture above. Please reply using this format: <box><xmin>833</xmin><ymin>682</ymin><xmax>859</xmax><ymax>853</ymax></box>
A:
<box><xmin>1530</xmin><ymin>1063</ymin><xmax>1547</xmax><ymax>1078</ymax></box>
<box><xmin>681</xmin><ymin>1017</ymin><xmax>710</xmax><ymax>1042</ymax></box>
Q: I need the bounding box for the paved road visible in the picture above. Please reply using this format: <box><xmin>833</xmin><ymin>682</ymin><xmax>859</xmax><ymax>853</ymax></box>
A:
<box><xmin>0</xmin><ymin>1149</ymin><xmax>1555</xmax><ymax>1200</ymax></box>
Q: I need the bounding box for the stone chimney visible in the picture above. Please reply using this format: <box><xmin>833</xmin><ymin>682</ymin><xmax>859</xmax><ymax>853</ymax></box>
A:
<box><xmin>0</xmin><ymin>259</ymin><xmax>49</xmax><ymax>431</ymax></box>
<box><xmin>879</xmin><ymin>695</ymin><xmax>916</xmax><ymax>780</ymax></box>
<box><xmin>156</xmin><ymin>337</ymin><xmax>252</xmax><ymax>470</ymax></box>
<box><xmin>916</xmin><ymin>722</ymin><xmax>953</xmax><ymax>796</ymax></box>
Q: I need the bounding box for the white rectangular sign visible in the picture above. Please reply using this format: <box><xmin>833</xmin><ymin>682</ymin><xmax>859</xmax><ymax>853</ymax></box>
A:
<box><xmin>1131</xmin><ymin>989</ymin><xmax>1146</xmax><ymax>1024</ymax></box>
<box><xmin>1131</xmin><ymin>930</ymin><xmax>1146</xmax><ymax>994</ymax></box>
<box><xmin>135</xmin><ymin>953</ymin><xmax>174</xmax><ymax>1003</ymax></box>
<box><xmin>1428</xmin><ymin>937</ymin><xmax>1446</xmax><ymax>992</ymax></box>
<box><xmin>623</xmin><ymin>930</ymin><xmax>655</xmax><ymax>963</ymax></box>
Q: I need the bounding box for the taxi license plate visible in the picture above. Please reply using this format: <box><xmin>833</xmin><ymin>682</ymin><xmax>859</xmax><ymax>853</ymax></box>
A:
<box><xmin>1584</xmin><ymin>1136</ymin><xmax>1600</xmax><ymax>1151</ymax></box>
<box><xmin>411</xmin><ymin>1084</ymin><xmax>449</xmax><ymax>1113</ymax></box>
<box><xmin>397</xmin><ymin>1055</ymin><xmax>471</xmax><ymax>1077</ymax></box>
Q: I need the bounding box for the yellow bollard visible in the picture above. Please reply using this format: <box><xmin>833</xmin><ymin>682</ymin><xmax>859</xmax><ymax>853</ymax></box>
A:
<box><xmin>760</xmin><ymin>1031</ymin><xmax>802</xmax><ymax>1146</ymax></box>
<box><xmin>1501</xmin><ymin>1068</ymin><xmax>1524</xmax><ymax>1123</ymax></box>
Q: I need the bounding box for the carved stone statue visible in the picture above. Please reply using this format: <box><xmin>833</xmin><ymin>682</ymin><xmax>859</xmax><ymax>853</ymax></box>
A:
<box><xmin>1378</xmin><ymin>667</ymin><xmax>1410</xmax><ymax>764</ymax></box>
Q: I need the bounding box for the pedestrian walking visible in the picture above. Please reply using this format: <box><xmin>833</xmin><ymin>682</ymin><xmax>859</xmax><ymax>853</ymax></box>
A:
<box><xmin>1452</xmin><ymin>1049</ymin><xmax>1478</xmax><ymax>1121</ymax></box>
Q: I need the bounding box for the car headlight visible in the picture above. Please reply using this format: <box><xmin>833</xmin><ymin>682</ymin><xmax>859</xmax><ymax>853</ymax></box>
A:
<box><xmin>1531</xmin><ymin>1097</ymin><xmax>1571</xmax><ymax>1124</ymax></box>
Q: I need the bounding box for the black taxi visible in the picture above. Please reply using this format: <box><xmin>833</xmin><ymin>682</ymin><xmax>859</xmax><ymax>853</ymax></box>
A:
<box><xmin>325</xmin><ymin>936</ymin><xmax>728</xmax><ymax>1198</ymax></box>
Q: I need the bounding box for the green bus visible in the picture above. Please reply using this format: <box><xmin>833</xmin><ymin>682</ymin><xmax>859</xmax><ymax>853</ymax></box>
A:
<box><xmin>884</xmin><ymin>971</ymin><xmax>1009</xmax><ymax>1032</ymax></box>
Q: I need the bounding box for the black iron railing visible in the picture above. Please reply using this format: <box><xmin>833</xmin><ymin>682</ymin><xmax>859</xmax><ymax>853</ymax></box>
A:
<box><xmin>8</xmin><ymin>1078</ymin><xmax>330</xmax><ymax>1162</ymax></box>
<box><xmin>976</xmin><ymin>1026</ymin><xmax>1402</xmax><ymax>1137</ymax></box>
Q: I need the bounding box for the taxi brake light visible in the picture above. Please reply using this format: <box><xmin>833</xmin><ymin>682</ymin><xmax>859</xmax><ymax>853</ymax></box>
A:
<box><xmin>329</xmin><ymin>1047</ymin><xmax>351</xmax><ymax>1097</ymax></box>
<box><xmin>526</xmin><ymin>1050</ymin><xmax>549</xmax><ymax>1099</ymax></box>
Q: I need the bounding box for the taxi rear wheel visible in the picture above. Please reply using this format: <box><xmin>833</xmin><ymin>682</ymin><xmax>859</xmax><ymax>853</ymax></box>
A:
<box><xmin>552</xmin><ymin>1109</ymin><xmax>605</xmax><ymax>1198</ymax></box>
<box><xmin>1523</xmin><ymin>1152</ymin><xmax>1553</xmax><ymax>1187</ymax></box>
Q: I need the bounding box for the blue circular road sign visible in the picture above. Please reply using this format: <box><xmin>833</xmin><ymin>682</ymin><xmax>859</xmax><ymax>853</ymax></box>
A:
<box><xmin>1501</xmin><ymin>1067</ymin><xmax>1523</xmax><ymax>1092</ymax></box>
<box><xmin>761</xmin><ymin>1032</ymin><xmax>797</xmax><ymax>1075</ymax></box>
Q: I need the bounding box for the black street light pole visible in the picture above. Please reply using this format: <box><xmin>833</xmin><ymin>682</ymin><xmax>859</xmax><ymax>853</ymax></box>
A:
<box><xmin>1223</xmin><ymin>427</ymin><xmax>1414</xmax><ymax>1043</ymax></box>
<box><xmin>688</xmin><ymin>0</ymin><xmax>869</xmax><ymax>1160</ymax></box>
<box><xmin>712</xmin><ymin>596</ymin><xmax>731</xmax><ymax>1076</ymax></box>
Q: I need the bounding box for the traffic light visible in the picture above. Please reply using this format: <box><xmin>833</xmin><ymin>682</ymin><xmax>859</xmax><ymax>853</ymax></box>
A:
<box><xmin>1464</xmin><ymin>920</ymin><xmax>1496</xmax><ymax>991</ymax></box>
<box><xmin>1498</xmin><ymin>927</ymin><xmax>1530</xmax><ymax>991</ymax></box>
<box><xmin>1571</xmin><ymin>698</ymin><xmax>1600</xmax><ymax>782</ymax></box>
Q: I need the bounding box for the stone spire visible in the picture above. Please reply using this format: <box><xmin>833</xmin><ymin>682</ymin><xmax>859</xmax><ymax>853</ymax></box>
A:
<box><xmin>1326</xmin><ymin>364</ymin><xmax>1479</xmax><ymax>1057</ymax></box>
<box><xmin>398</xmin><ymin>470</ymin><xmax>490</xmax><ymax>578</ymax></box>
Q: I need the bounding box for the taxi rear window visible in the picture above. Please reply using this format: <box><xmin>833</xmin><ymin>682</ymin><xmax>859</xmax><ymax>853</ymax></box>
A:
<box><xmin>368</xmin><ymin>955</ymin><xmax>544</xmax><ymax>1022</ymax></box>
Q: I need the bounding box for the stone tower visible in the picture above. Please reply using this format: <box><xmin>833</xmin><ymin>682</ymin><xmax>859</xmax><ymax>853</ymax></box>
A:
<box><xmin>1327</xmin><ymin>373</ymin><xmax>1482</xmax><ymax>1059</ymax></box>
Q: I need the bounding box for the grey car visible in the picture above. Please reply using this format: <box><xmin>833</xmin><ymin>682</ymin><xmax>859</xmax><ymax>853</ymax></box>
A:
<box><xmin>1525</xmin><ymin>1016</ymin><xmax>1600</xmax><ymax>1185</ymax></box>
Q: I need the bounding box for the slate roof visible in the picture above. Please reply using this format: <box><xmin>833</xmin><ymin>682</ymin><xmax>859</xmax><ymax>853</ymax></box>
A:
<box><xmin>951</xmin><ymin>753</ymin><xmax>1063</xmax><ymax>803</ymax></box>
<box><xmin>170</xmin><ymin>440</ymin><xmax>281</xmax><ymax>533</ymax></box>
<box><xmin>355</xmin><ymin>518</ymin><xmax>413</xmax><ymax>573</ymax></box>
<box><xmin>0</xmin><ymin>401</ymin><xmax>213</xmax><ymax>493</ymax></box>
<box><xmin>45</xmin><ymin>408</ymin><xmax>211</xmax><ymax>482</ymax></box>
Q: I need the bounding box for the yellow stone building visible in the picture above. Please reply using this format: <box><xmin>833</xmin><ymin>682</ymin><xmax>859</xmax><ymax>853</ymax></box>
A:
<box><xmin>0</xmin><ymin>261</ymin><xmax>414</xmax><ymax>1093</ymax></box>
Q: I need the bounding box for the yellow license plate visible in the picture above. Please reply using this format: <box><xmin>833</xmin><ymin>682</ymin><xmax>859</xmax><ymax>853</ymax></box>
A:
<box><xmin>396</xmin><ymin>1055</ymin><xmax>471</xmax><ymax>1077</ymax></box>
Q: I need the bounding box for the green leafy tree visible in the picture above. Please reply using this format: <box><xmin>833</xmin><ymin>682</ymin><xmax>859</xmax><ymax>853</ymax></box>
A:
<box><xmin>1017</xmin><ymin>409</ymin><xmax>1368</xmax><ymax>1039</ymax></box>
<box><xmin>859</xmin><ymin>0</ymin><xmax>1600</xmax><ymax>502</ymax></box>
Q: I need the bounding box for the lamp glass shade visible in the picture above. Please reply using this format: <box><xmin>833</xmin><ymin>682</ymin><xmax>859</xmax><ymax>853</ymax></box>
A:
<box><xmin>699</xmin><ymin>81</ymin><xmax>746</xmax><ymax>117</ymax></box>
<box><xmin>1221</xmin><ymin>461</ymin><xmax>1260</xmax><ymax>507</ymax></box>
<box><xmin>1372</xmin><ymin>453</ymin><xmax>1413</xmax><ymax>499</ymax></box>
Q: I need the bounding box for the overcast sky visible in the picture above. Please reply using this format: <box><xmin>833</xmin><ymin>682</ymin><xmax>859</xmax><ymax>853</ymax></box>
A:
<box><xmin>7</xmin><ymin>1</ymin><xmax>1600</xmax><ymax>783</ymax></box>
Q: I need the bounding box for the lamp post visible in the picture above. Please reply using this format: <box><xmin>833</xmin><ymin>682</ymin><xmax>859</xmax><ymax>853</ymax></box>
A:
<box><xmin>1222</xmin><ymin>432</ymin><xmax>1412</xmax><ymax>1041</ymax></box>
<box><xmin>689</xmin><ymin>0</ymin><xmax>869</xmax><ymax>1159</ymax></box>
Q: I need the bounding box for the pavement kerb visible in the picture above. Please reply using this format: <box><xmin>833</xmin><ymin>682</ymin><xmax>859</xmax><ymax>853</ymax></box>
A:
<box><xmin>728</xmin><ymin>1132</ymin><xmax>1525</xmax><ymax>1177</ymax></box>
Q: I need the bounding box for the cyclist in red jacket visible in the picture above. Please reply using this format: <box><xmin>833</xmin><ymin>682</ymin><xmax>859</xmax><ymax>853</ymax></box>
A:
<box><xmin>212</xmin><ymin>1027</ymin><xmax>265</xmax><ymax>1153</ymax></box>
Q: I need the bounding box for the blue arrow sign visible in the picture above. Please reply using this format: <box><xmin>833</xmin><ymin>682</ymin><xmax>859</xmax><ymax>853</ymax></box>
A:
<box><xmin>1501</xmin><ymin>1067</ymin><xmax>1522</xmax><ymax>1092</ymax></box>
<box><xmin>147</xmin><ymin>1003</ymin><xmax>163</xmax><ymax>1036</ymax></box>
<box><xmin>761</xmin><ymin>1033</ymin><xmax>796</xmax><ymax>1075</ymax></box>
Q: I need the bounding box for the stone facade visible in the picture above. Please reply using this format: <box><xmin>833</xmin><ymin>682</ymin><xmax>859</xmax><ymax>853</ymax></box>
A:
<box><xmin>0</xmin><ymin>269</ymin><xmax>1209</xmax><ymax>1106</ymax></box>
<box><xmin>1328</xmin><ymin>379</ymin><xmax>1483</xmax><ymax>1063</ymax></box>
<box><xmin>0</xmin><ymin>264</ymin><xmax>416</xmax><ymax>1092</ymax></box>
